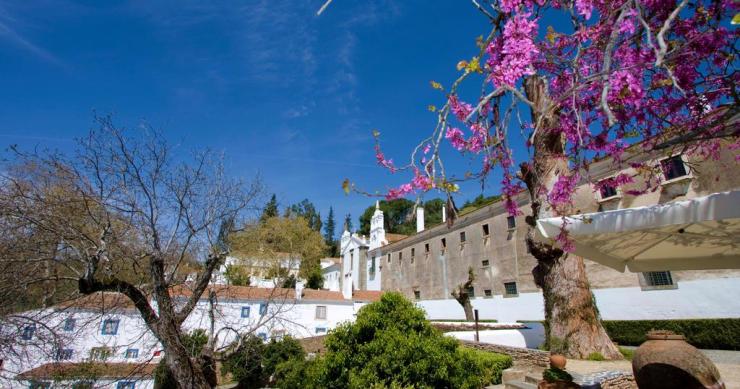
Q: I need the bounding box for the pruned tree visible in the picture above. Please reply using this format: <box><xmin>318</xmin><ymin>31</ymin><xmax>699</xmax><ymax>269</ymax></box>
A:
<box><xmin>0</xmin><ymin>116</ymin><xmax>262</xmax><ymax>388</ymax></box>
<box><xmin>339</xmin><ymin>0</ymin><xmax>738</xmax><ymax>358</ymax></box>
<box><xmin>451</xmin><ymin>267</ymin><xmax>476</xmax><ymax>321</ymax></box>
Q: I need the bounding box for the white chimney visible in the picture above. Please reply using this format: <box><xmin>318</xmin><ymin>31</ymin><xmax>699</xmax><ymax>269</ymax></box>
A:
<box><xmin>295</xmin><ymin>281</ymin><xmax>304</xmax><ymax>300</ymax></box>
<box><xmin>442</xmin><ymin>206</ymin><xmax>446</xmax><ymax>223</ymax></box>
<box><xmin>416</xmin><ymin>207</ymin><xmax>425</xmax><ymax>233</ymax></box>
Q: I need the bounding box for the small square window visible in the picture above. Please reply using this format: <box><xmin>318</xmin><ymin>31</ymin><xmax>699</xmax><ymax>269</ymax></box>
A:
<box><xmin>599</xmin><ymin>182</ymin><xmax>618</xmax><ymax>199</ymax></box>
<box><xmin>90</xmin><ymin>347</ymin><xmax>112</xmax><ymax>361</ymax></box>
<box><xmin>316</xmin><ymin>305</ymin><xmax>327</xmax><ymax>320</ymax></box>
<box><xmin>259</xmin><ymin>303</ymin><xmax>267</xmax><ymax>316</ymax></box>
<box><xmin>101</xmin><ymin>319</ymin><xmax>119</xmax><ymax>335</ymax></box>
<box><xmin>125</xmin><ymin>348</ymin><xmax>139</xmax><ymax>359</ymax></box>
<box><xmin>466</xmin><ymin>286</ymin><xmax>475</xmax><ymax>297</ymax></box>
<box><xmin>411</xmin><ymin>248</ymin><xmax>415</xmax><ymax>257</ymax></box>
<box><xmin>482</xmin><ymin>224</ymin><xmax>490</xmax><ymax>236</ymax></box>
<box><xmin>504</xmin><ymin>282</ymin><xmax>518</xmax><ymax>296</ymax></box>
<box><xmin>117</xmin><ymin>382</ymin><xmax>136</xmax><ymax>389</ymax></box>
<box><xmin>484</xmin><ymin>289</ymin><xmax>492</xmax><ymax>297</ymax></box>
<box><xmin>241</xmin><ymin>306</ymin><xmax>250</xmax><ymax>318</ymax></box>
<box><xmin>315</xmin><ymin>327</ymin><xmax>327</xmax><ymax>334</ymax></box>
<box><xmin>424</xmin><ymin>243</ymin><xmax>430</xmax><ymax>254</ymax></box>
<box><xmin>507</xmin><ymin>216</ymin><xmax>516</xmax><ymax>230</ymax></box>
<box><xmin>56</xmin><ymin>348</ymin><xmax>73</xmax><ymax>361</ymax></box>
<box><xmin>661</xmin><ymin>155</ymin><xmax>688</xmax><ymax>180</ymax></box>
<box><xmin>441</xmin><ymin>238</ymin><xmax>447</xmax><ymax>249</ymax></box>
<box><xmin>460</xmin><ymin>231</ymin><xmax>466</xmax><ymax>243</ymax></box>
<box><xmin>398</xmin><ymin>252</ymin><xmax>403</xmax><ymax>261</ymax></box>
<box><xmin>63</xmin><ymin>318</ymin><xmax>76</xmax><ymax>332</ymax></box>
<box><xmin>643</xmin><ymin>271</ymin><xmax>674</xmax><ymax>287</ymax></box>
<box><xmin>414</xmin><ymin>290</ymin><xmax>421</xmax><ymax>300</ymax></box>
<box><xmin>258</xmin><ymin>333</ymin><xmax>267</xmax><ymax>341</ymax></box>
<box><xmin>481</xmin><ymin>259</ymin><xmax>490</xmax><ymax>267</ymax></box>
<box><xmin>21</xmin><ymin>325</ymin><xmax>35</xmax><ymax>340</ymax></box>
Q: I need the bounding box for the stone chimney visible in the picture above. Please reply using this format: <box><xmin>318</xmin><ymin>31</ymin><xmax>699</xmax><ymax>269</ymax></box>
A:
<box><xmin>416</xmin><ymin>206</ymin><xmax>425</xmax><ymax>233</ymax></box>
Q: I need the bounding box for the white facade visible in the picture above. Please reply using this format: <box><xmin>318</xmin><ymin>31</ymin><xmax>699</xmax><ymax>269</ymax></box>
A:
<box><xmin>321</xmin><ymin>258</ymin><xmax>341</xmax><ymax>292</ymax></box>
<box><xmin>339</xmin><ymin>201</ymin><xmax>386</xmax><ymax>299</ymax></box>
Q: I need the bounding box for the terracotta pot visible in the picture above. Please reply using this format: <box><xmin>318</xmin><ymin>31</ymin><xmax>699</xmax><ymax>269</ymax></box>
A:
<box><xmin>632</xmin><ymin>330</ymin><xmax>725</xmax><ymax>389</ymax></box>
<box><xmin>549</xmin><ymin>354</ymin><xmax>567</xmax><ymax>369</ymax></box>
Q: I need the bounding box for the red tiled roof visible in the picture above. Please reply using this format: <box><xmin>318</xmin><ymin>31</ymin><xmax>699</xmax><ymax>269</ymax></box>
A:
<box><xmin>171</xmin><ymin>285</ymin><xmax>347</xmax><ymax>302</ymax></box>
<box><xmin>17</xmin><ymin>362</ymin><xmax>157</xmax><ymax>380</ymax></box>
<box><xmin>352</xmin><ymin>290</ymin><xmax>383</xmax><ymax>302</ymax></box>
<box><xmin>57</xmin><ymin>292</ymin><xmax>135</xmax><ymax>311</ymax></box>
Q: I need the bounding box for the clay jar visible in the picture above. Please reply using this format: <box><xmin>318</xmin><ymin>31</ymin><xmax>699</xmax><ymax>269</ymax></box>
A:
<box><xmin>549</xmin><ymin>354</ymin><xmax>567</xmax><ymax>369</ymax></box>
<box><xmin>632</xmin><ymin>330</ymin><xmax>725</xmax><ymax>389</ymax></box>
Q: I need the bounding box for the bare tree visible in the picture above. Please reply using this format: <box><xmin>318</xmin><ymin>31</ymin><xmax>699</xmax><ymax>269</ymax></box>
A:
<box><xmin>0</xmin><ymin>116</ymin><xmax>262</xmax><ymax>388</ymax></box>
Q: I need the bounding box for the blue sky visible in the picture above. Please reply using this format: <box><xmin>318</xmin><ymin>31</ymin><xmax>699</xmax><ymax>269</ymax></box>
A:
<box><xmin>0</xmin><ymin>0</ymin><xmax>513</xmax><ymax>237</ymax></box>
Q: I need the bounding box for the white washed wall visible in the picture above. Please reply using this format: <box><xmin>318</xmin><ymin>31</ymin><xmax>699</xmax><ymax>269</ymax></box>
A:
<box><xmin>417</xmin><ymin>278</ymin><xmax>740</xmax><ymax>321</ymax></box>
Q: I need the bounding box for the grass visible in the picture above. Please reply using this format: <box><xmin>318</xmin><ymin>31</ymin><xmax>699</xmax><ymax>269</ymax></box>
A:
<box><xmin>586</xmin><ymin>352</ymin><xmax>605</xmax><ymax>361</ymax></box>
<box><xmin>618</xmin><ymin>347</ymin><xmax>634</xmax><ymax>361</ymax></box>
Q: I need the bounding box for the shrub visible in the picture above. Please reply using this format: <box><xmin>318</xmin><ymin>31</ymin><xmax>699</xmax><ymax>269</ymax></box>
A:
<box><xmin>262</xmin><ymin>336</ymin><xmax>305</xmax><ymax>381</ymax></box>
<box><xmin>274</xmin><ymin>292</ymin><xmax>512</xmax><ymax>389</ymax></box>
<box><xmin>586</xmin><ymin>352</ymin><xmax>605</xmax><ymax>361</ymax></box>
<box><xmin>221</xmin><ymin>334</ymin><xmax>306</xmax><ymax>388</ymax></box>
<box><xmin>602</xmin><ymin>319</ymin><xmax>740</xmax><ymax>350</ymax></box>
<box><xmin>543</xmin><ymin>367</ymin><xmax>573</xmax><ymax>383</ymax></box>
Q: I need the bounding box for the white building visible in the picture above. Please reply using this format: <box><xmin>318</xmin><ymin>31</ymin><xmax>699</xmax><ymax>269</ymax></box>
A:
<box><xmin>321</xmin><ymin>258</ymin><xmax>341</xmax><ymax>292</ymax></box>
<box><xmin>3</xmin><ymin>286</ymin><xmax>382</xmax><ymax>389</ymax></box>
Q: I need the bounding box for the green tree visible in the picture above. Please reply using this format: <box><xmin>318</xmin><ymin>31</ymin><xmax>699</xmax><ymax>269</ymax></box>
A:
<box><xmin>285</xmin><ymin>199</ymin><xmax>322</xmax><ymax>232</ymax></box>
<box><xmin>221</xmin><ymin>334</ymin><xmax>266</xmax><ymax>389</ymax></box>
<box><xmin>274</xmin><ymin>292</ymin><xmax>512</xmax><ymax>389</ymax></box>
<box><xmin>260</xmin><ymin>194</ymin><xmax>279</xmax><ymax>223</ymax></box>
<box><xmin>224</xmin><ymin>264</ymin><xmax>251</xmax><ymax>286</ymax></box>
<box><xmin>460</xmin><ymin>194</ymin><xmax>502</xmax><ymax>214</ymax></box>
<box><xmin>323</xmin><ymin>207</ymin><xmax>338</xmax><ymax>257</ymax></box>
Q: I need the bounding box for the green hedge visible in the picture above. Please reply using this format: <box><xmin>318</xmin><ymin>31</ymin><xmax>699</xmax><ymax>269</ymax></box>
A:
<box><xmin>602</xmin><ymin>319</ymin><xmax>740</xmax><ymax>350</ymax></box>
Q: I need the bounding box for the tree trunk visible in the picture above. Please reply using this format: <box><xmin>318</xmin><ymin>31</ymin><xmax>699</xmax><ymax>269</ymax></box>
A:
<box><xmin>161</xmin><ymin>320</ymin><xmax>213</xmax><ymax>389</ymax></box>
<box><xmin>451</xmin><ymin>267</ymin><xmax>475</xmax><ymax>321</ymax></box>
<box><xmin>522</xmin><ymin>76</ymin><xmax>622</xmax><ymax>359</ymax></box>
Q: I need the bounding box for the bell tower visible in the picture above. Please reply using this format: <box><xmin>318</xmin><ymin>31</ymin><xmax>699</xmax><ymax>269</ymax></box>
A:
<box><xmin>369</xmin><ymin>201</ymin><xmax>385</xmax><ymax>251</ymax></box>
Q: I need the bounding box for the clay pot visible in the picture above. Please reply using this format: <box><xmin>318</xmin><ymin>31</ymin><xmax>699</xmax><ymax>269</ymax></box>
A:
<box><xmin>549</xmin><ymin>354</ymin><xmax>567</xmax><ymax>369</ymax></box>
<box><xmin>632</xmin><ymin>330</ymin><xmax>725</xmax><ymax>389</ymax></box>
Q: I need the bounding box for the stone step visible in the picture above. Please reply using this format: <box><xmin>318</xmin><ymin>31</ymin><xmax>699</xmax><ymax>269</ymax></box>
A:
<box><xmin>505</xmin><ymin>381</ymin><xmax>538</xmax><ymax>389</ymax></box>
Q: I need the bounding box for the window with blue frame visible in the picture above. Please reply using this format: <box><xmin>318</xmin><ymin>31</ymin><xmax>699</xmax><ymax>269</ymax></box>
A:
<box><xmin>21</xmin><ymin>325</ymin><xmax>35</xmax><ymax>340</ymax></box>
<box><xmin>101</xmin><ymin>319</ymin><xmax>120</xmax><ymax>335</ymax></box>
<box><xmin>116</xmin><ymin>382</ymin><xmax>135</xmax><ymax>389</ymax></box>
<box><xmin>56</xmin><ymin>348</ymin><xmax>73</xmax><ymax>361</ymax></box>
<box><xmin>259</xmin><ymin>303</ymin><xmax>267</xmax><ymax>316</ymax></box>
<box><xmin>63</xmin><ymin>318</ymin><xmax>76</xmax><ymax>332</ymax></box>
<box><xmin>241</xmin><ymin>306</ymin><xmax>250</xmax><ymax>318</ymax></box>
<box><xmin>125</xmin><ymin>348</ymin><xmax>139</xmax><ymax>359</ymax></box>
<box><xmin>257</xmin><ymin>333</ymin><xmax>267</xmax><ymax>341</ymax></box>
<box><xmin>28</xmin><ymin>381</ymin><xmax>51</xmax><ymax>389</ymax></box>
<box><xmin>315</xmin><ymin>327</ymin><xmax>327</xmax><ymax>334</ymax></box>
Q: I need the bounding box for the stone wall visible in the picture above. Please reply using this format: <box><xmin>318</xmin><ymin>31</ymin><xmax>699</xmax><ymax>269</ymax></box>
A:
<box><xmin>459</xmin><ymin>340</ymin><xmax>549</xmax><ymax>367</ymax></box>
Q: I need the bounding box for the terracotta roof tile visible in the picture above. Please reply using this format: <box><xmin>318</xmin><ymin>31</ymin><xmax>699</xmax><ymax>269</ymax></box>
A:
<box><xmin>171</xmin><ymin>285</ymin><xmax>347</xmax><ymax>302</ymax></box>
<box><xmin>16</xmin><ymin>362</ymin><xmax>157</xmax><ymax>380</ymax></box>
<box><xmin>57</xmin><ymin>292</ymin><xmax>135</xmax><ymax>311</ymax></box>
<box><xmin>352</xmin><ymin>290</ymin><xmax>383</xmax><ymax>302</ymax></box>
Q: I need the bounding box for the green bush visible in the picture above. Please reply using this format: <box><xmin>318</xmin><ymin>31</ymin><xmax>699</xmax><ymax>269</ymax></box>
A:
<box><xmin>602</xmin><ymin>318</ymin><xmax>740</xmax><ymax>350</ymax></box>
<box><xmin>262</xmin><ymin>336</ymin><xmax>305</xmax><ymax>380</ymax></box>
<box><xmin>543</xmin><ymin>367</ymin><xmax>573</xmax><ymax>383</ymax></box>
<box><xmin>586</xmin><ymin>352</ymin><xmax>605</xmax><ymax>361</ymax></box>
<box><xmin>274</xmin><ymin>292</ymin><xmax>512</xmax><ymax>389</ymax></box>
<box><xmin>618</xmin><ymin>347</ymin><xmax>634</xmax><ymax>361</ymax></box>
<box><xmin>221</xmin><ymin>334</ymin><xmax>305</xmax><ymax>388</ymax></box>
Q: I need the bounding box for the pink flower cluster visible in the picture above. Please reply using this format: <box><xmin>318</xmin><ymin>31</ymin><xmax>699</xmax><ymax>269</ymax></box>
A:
<box><xmin>499</xmin><ymin>0</ymin><xmax>546</xmax><ymax>13</ymax></box>
<box><xmin>445</xmin><ymin>127</ymin><xmax>466</xmax><ymax>151</ymax></box>
<box><xmin>486</xmin><ymin>13</ymin><xmax>540</xmax><ymax>88</ymax></box>
<box><xmin>548</xmin><ymin>173</ymin><xmax>580</xmax><ymax>209</ymax></box>
<box><xmin>449</xmin><ymin>94</ymin><xmax>473</xmax><ymax>122</ymax></box>
<box><xmin>375</xmin><ymin>145</ymin><xmax>396</xmax><ymax>173</ymax></box>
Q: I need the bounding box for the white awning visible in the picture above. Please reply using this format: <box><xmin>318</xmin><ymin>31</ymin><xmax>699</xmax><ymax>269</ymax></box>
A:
<box><xmin>535</xmin><ymin>190</ymin><xmax>740</xmax><ymax>272</ymax></box>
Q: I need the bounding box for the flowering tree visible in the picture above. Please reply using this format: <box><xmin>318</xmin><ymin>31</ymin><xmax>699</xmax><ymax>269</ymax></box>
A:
<box><xmin>346</xmin><ymin>0</ymin><xmax>738</xmax><ymax>358</ymax></box>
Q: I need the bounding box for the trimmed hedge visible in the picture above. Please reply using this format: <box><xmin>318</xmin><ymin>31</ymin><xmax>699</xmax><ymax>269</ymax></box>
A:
<box><xmin>602</xmin><ymin>319</ymin><xmax>740</xmax><ymax>350</ymax></box>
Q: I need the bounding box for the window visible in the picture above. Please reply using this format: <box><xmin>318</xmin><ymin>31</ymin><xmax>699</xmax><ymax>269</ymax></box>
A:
<box><xmin>259</xmin><ymin>303</ymin><xmax>267</xmax><ymax>316</ymax></box>
<box><xmin>258</xmin><ymin>333</ymin><xmax>267</xmax><ymax>341</ymax></box>
<box><xmin>643</xmin><ymin>271</ymin><xmax>674</xmax><ymax>287</ymax></box>
<box><xmin>117</xmin><ymin>382</ymin><xmax>136</xmax><ymax>389</ymax></box>
<box><xmin>504</xmin><ymin>282</ymin><xmax>518</xmax><ymax>296</ymax></box>
<box><xmin>387</xmin><ymin>254</ymin><xmax>391</xmax><ymax>263</ymax></box>
<box><xmin>29</xmin><ymin>383</ymin><xmax>51</xmax><ymax>389</ymax></box>
<box><xmin>482</xmin><ymin>224</ymin><xmax>490</xmax><ymax>236</ymax></box>
<box><xmin>599</xmin><ymin>181</ymin><xmax>618</xmax><ymax>199</ymax></box>
<box><xmin>370</xmin><ymin>257</ymin><xmax>376</xmax><ymax>279</ymax></box>
<box><xmin>507</xmin><ymin>216</ymin><xmax>516</xmax><ymax>230</ymax></box>
<box><xmin>153</xmin><ymin>350</ymin><xmax>162</xmax><ymax>357</ymax></box>
<box><xmin>56</xmin><ymin>348</ymin><xmax>73</xmax><ymax>361</ymax></box>
<box><xmin>63</xmin><ymin>318</ymin><xmax>76</xmax><ymax>332</ymax></box>
<box><xmin>101</xmin><ymin>319</ymin><xmax>119</xmax><ymax>335</ymax></box>
<box><xmin>350</xmin><ymin>249</ymin><xmax>354</xmax><ymax>270</ymax></box>
<box><xmin>90</xmin><ymin>347</ymin><xmax>112</xmax><ymax>361</ymax></box>
<box><xmin>316</xmin><ymin>305</ymin><xmax>327</xmax><ymax>320</ymax></box>
<box><xmin>460</xmin><ymin>231</ymin><xmax>466</xmax><ymax>243</ymax></box>
<box><xmin>661</xmin><ymin>155</ymin><xmax>688</xmax><ymax>180</ymax></box>
<box><xmin>424</xmin><ymin>243</ymin><xmax>430</xmax><ymax>254</ymax></box>
<box><xmin>315</xmin><ymin>327</ymin><xmax>327</xmax><ymax>334</ymax></box>
<box><xmin>411</xmin><ymin>248</ymin><xmax>415</xmax><ymax>258</ymax></box>
<box><xmin>481</xmin><ymin>259</ymin><xmax>490</xmax><ymax>267</ymax></box>
<box><xmin>484</xmin><ymin>289</ymin><xmax>493</xmax><ymax>298</ymax></box>
<box><xmin>441</xmin><ymin>238</ymin><xmax>447</xmax><ymax>250</ymax></box>
<box><xmin>413</xmin><ymin>290</ymin><xmax>421</xmax><ymax>300</ymax></box>
<box><xmin>398</xmin><ymin>251</ymin><xmax>403</xmax><ymax>261</ymax></box>
<box><xmin>125</xmin><ymin>348</ymin><xmax>139</xmax><ymax>359</ymax></box>
<box><xmin>466</xmin><ymin>286</ymin><xmax>475</xmax><ymax>297</ymax></box>
<box><xmin>21</xmin><ymin>325</ymin><xmax>35</xmax><ymax>340</ymax></box>
<box><xmin>241</xmin><ymin>306</ymin><xmax>250</xmax><ymax>318</ymax></box>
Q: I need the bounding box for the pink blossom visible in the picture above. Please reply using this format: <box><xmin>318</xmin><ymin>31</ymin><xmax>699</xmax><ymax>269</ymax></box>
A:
<box><xmin>445</xmin><ymin>127</ymin><xmax>466</xmax><ymax>151</ymax></box>
<box><xmin>486</xmin><ymin>13</ymin><xmax>540</xmax><ymax>87</ymax></box>
<box><xmin>385</xmin><ymin>183</ymin><xmax>413</xmax><ymax>200</ymax></box>
<box><xmin>411</xmin><ymin>169</ymin><xmax>434</xmax><ymax>190</ymax></box>
<box><xmin>423</xmin><ymin>143</ymin><xmax>432</xmax><ymax>154</ymax></box>
<box><xmin>618</xmin><ymin>9</ymin><xmax>637</xmax><ymax>34</ymax></box>
<box><xmin>374</xmin><ymin>145</ymin><xmax>396</xmax><ymax>173</ymax></box>
<box><xmin>449</xmin><ymin>95</ymin><xmax>473</xmax><ymax>122</ymax></box>
<box><xmin>549</xmin><ymin>173</ymin><xmax>580</xmax><ymax>208</ymax></box>
<box><xmin>575</xmin><ymin>0</ymin><xmax>593</xmax><ymax>20</ymax></box>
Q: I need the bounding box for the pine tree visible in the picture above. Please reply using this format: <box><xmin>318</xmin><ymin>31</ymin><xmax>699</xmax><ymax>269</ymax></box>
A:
<box><xmin>324</xmin><ymin>207</ymin><xmax>337</xmax><ymax>257</ymax></box>
<box><xmin>260</xmin><ymin>194</ymin><xmax>279</xmax><ymax>223</ymax></box>
<box><xmin>344</xmin><ymin>213</ymin><xmax>353</xmax><ymax>232</ymax></box>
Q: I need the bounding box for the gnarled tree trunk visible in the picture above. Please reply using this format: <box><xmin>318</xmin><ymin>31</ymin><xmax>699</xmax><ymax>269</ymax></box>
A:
<box><xmin>451</xmin><ymin>267</ymin><xmax>475</xmax><ymax>321</ymax></box>
<box><xmin>522</xmin><ymin>76</ymin><xmax>621</xmax><ymax>359</ymax></box>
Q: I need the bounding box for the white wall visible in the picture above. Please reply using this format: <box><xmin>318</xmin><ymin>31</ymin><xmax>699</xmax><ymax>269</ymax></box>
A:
<box><xmin>416</xmin><ymin>277</ymin><xmax>740</xmax><ymax>321</ymax></box>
